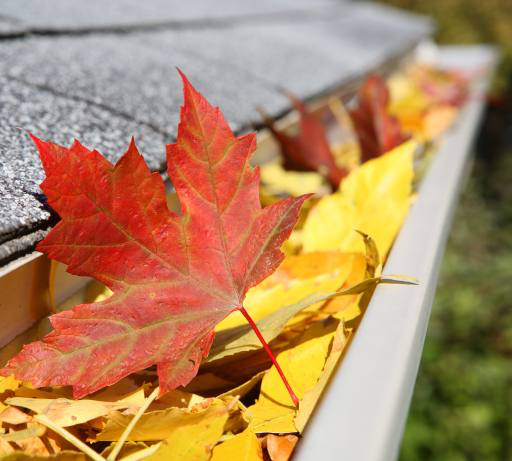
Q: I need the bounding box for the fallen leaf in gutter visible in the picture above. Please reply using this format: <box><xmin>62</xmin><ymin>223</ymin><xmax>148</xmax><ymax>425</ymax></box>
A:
<box><xmin>266</xmin><ymin>433</ymin><xmax>299</xmax><ymax>461</ymax></box>
<box><xmin>211</xmin><ymin>428</ymin><xmax>263</xmax><ymax>461</ymax></box>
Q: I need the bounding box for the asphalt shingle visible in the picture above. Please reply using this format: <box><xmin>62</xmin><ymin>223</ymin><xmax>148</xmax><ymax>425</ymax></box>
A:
<box><xmin>0</xmin><ymin>77</ymin><xmax>166</xmax><ymax>265</ymax></box>
<box><xmin>0</xmin><ymin>3</ymin><xmax>431</xmax><ymax>136</ymax></box>
<box><xmin>0</xmin><ymin>0</ymin><xmax>336</xmax><ymax>33</ymax></box>
<box><xmin>0</xmin><ymin>17</ymin><xmax>25</xmax><ymax>36</ymax></box>
<box><xmin>0</xmin><ymin>34</ymin><xmax>289</xmax><ymax>136</ymax></box>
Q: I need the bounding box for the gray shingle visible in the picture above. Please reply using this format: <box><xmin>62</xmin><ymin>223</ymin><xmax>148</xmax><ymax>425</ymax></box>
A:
<box><xmin>0</xmin><ymin>17</ymin><xmax>26</xmax><ymax>36</ymax></box>
<box><xmin>0</xmin><ymin>0</ymin><xmax>336</xmax><ymax>32</ymax></box>
<box><xmin>147</xmin><ymin>4</ymin><xmax>431</xmax><ymax>101</ymax></box>
<box><xmin>0</xmin><ymin>3</ymin><xmax>430</xmax><ymax>138</ymax></box>
<box><xmin>0</xmin><ymin>77</ymin><xmax>167</xmax><ymax>265</ymax></box>
<box><xmin>0</xmin><ymin>34</ymin><xmax>290</xmax><ymax>136</ymax></box>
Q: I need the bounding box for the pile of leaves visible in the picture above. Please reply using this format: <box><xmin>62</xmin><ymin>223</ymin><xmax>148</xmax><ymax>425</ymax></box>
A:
<box><xmin>0</xmin><ymin>63</ymin><xmax>470</xmax><ymax>461</ymax></box>
<box><xmin>260</xmin><ymin>63</ymin><xmax>469</xmax><ymax>199</ymax></box>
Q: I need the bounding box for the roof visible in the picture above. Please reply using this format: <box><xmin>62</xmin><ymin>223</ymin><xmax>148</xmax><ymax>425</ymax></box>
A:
<box><xmin>0</xmin><ymin>0</ymin><xmax>432</xmax><ymax>267</ymax></box>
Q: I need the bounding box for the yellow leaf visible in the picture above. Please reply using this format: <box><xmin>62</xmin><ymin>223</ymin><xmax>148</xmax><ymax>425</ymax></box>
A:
<box><xmin>149</xmin><ymin>389</ymin><xmax>205</xmax><ymax>412</ymax></box>
<box><xmin>95</xmin><ymin>398</ymin><xmax>228</xmax><ymax>442</ymax></box>
<box><xmin>210</xmin><ymin>270</ymin><xmax>409</xmax><ymax>372</ymax></box>
<box><xmin>216</xmin><ymin>252</ymin><xmax>358</xmax><ymax>332</ymax></box>
<box><xmin>0</xmin><ymin>406</ymin><xmax>31</xmax><ymax>425</ymax></box>
<box><xmin>388</xmin><ymin>73</ymin><xmax>430</xmax><ymax>118</ymax></box>
<box><xmin>321</xmin><ymin>249</ymin><xmax>367</xmax><ymax>322</ymax></box>
<box><xmin>6</xmin><ymin>396</ymin><xmax>136</xmax><ymax>427</ymax></box>
<box><xmin>218</xmin><ymin>372</ymin><xmax>266</xmax><ymax>400</ymax></box>
<box><xmin>260</xmin><ymin>161</ymin><xmax>328</xmax><ymax>197</ymax></box>
<box><xmin>302</xmin><ymin>140</ymin><xmax>415</xmax><ymax>258</ymax></box>
<box><xmin>184</xmin><ymin>373</ymin><xmax>235</xmax><ymax>395</ymax></box>
<box><xmin>101</xmin><ymin>441</ymin><xmax>149</xmax><ymax>459</ymax></box>
<box><xmin>248</xmin><ymin>319</ymin><xmax>338</xmax><ymax>433</ymax></box>
<box><xmin>208</xmin><ymin>253</ymin><xmax>360</xmax><ymax>362</ymax></box>
<box><xmin>0</xmin><ymin>376</ymin><xmax>20</xmax><ymax>394</ymax></box>
<box><xmin>210</xmin><ymin>428</ymin><xmax>263</xmax><ymax>461</ymax></box>
<box><xmin>260</xmin><ymin>320</ymin><xmax>337</xmax><ymax>407</ymax></box>
<box><xmin>295</xmin><ymin>323</ymin><xmax>351</xmax><ymax>432</ymax></box>
<box><xmin>90</xmin><ymin>378</ymin><xmax>147</xmax><ymax>406</ymax></box>
<box><xmin>0</xmin><ymin>376</ymin><xmax>21</xmax><ymax>412</ymax></box>
<box><xmin>144</xmin><ymin>401</ymin><xmax>228</xmax><ymax>461</ymax></box>
<box><xmin>330</xmin><ymin>141</ymin><xmax>360</xmax><ymax>172</ymax></box>
<box><xmin>247</xmin><ymin>403</ymin><xmax>296</xmax><ymax>434</ymax></box>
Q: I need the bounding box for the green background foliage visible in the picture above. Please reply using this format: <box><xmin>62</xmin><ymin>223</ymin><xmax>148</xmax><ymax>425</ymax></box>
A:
<box><xmin>376</xmin><ymin>0</ymin><xmax>512</xmax><ymax>459</ymax></box>
<box><xmin>378</xmin><ymin>0</ymin><xmax>512</xmax><ymax>92</ymax></box>
<box><xmin>399</xmin><ymin>154</ymin><xmax>512</xmax><ymax>460</ymax></box>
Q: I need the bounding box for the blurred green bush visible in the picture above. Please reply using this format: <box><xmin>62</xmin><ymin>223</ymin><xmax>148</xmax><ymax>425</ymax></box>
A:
<box><xmin>399</xmin><ymin>154</ymin><xmax>512</xmax><ymax>460</ymax></box>
<box><xmin>380</xmin><ymin>0</ymin><xmax>512</xmax><ymax>92</ymax></box>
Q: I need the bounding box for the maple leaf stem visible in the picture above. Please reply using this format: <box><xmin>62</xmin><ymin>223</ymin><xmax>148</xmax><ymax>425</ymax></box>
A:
<box><xmin>238</xmin><ymin>306</ymin><xmax>299</xmax><ymax>408</ymax></box>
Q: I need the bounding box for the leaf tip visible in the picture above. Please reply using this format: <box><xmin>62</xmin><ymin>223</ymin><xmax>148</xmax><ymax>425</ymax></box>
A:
<box><xmin>126</xmin><ymin>136</ymin><xmax>139</xmax><ymax>155</ymax></box>
<box><xmin>176</xmin><ymin>67</ymin><xmax>194</xmax><ymax>95</ymax></box>
<box><xmin>28</xmin><ymin>132</ymin><xmax>46</xmax><ymax>152</ymax></box>
<box><xmin>381</xmin><ymin>274</ymin><xmax>420</xmax><ymax>286</ymax></box>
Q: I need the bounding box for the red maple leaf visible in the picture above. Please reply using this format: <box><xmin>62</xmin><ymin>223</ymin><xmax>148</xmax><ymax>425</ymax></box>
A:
<box><xmin>1</xmin><ymin>71</ymin><xmax>309</xmax><ymax>403</ymax></box>
<box><xmin>349</xmin><ymin>75</ymin><xmax>409</xmax><ymax>162</ymax></box>
<box><xmin>262</xmin><ymin>96</ymin><xmax>347</xmax><ymax>188</ymax></box>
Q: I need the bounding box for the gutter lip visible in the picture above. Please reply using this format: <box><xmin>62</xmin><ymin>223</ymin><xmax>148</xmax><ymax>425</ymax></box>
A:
<box><xmin>0</xmin><ymin>250</ymin><xmax>42</xmax><ymax>279</ymax></box>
